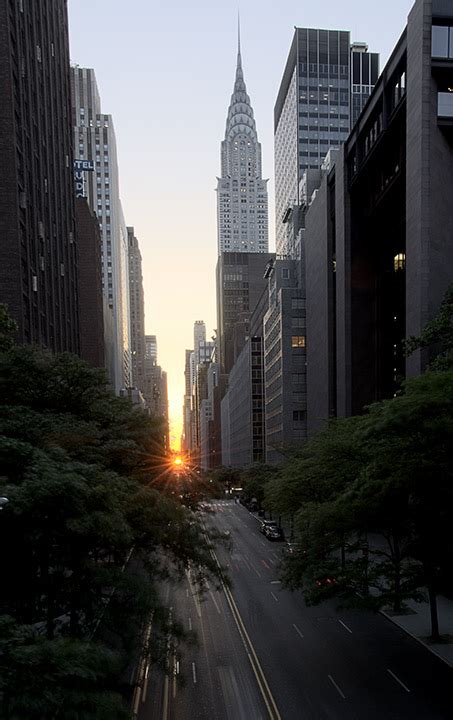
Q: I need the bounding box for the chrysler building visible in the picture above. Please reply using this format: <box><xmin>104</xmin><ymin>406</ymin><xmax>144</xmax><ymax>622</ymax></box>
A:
<box><xmin>216</xmin><ymin>31</ymin><xmax>269</xmax><ymax>255</ymax></box>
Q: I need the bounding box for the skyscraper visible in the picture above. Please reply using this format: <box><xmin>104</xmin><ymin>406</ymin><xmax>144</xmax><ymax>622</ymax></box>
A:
<box><xmin>0</xmin><ymin>0</ymin><xmax>79</xmax><ymax>353</ymax></box>
<box><xmin>128</xmin><ymin>227</ymin><xmax>146</xmax><ymax>394</ymax></box>
<box><xmin>274</xmin><ymin>29</ymin><xmax>378</xmax><ymax>255</ymax></box>
<box><xmin>71</xmin><ymin>67</ymin><xmax>131</xmax><ymax>392</ymax></box>
<box><xmin>216</xmin><ymin>29</ymin><xmax>269</xmax><ymax>255</ymax></box>
<box><xmin>145</xmin><ymin>335</ymin><xmax>157</xmax><ymax>372</ymax></box>
<box><xmin>217</xmin><ymin>252</ymin><xmax>274</xmax><ymax>375</ymax></box>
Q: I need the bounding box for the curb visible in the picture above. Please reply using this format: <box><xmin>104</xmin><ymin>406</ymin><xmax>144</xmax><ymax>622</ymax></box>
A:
<box><xmin>380</xmin><ymin>609</ymin><xmax>453</xmax><ymax>669</ymax></box>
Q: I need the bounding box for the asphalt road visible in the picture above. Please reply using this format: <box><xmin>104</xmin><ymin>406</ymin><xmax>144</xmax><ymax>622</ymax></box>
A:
<box><xmin>137</xmin><ymin>499</ymin><xmax>453</xmax><ymax>720</ymax></box>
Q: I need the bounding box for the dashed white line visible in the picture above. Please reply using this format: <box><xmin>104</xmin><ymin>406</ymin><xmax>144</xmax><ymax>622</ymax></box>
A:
<box><xmin>270</xmin><ymin>591</ymin><xmax>279</xmax><ymax>602</ymax></box>
<box><xmin>188</xmin><ymin>617</ymin><xmax>192</xmax><ymax>631</ymax></box>
<box><xmin>192</xmin><ymin>662</ymin><xmax>197</xmax><ymax>684</ymax></box>
<box><xmin>270</xmin><ymin>580</ymin><xmax>281</xmax><ymax>585</ymax></box>
<box><xmin>209</xmin><ymin>590</ymin><xmax>222</xmax><ymax>615</ymax></box>
<box><xmin>328</xmin><ymin>674</ymin><xmax>346</xmax><ymax>699</ymax></box>
<box><xmin>338</xmin><ymin>619</ymin><xmax>353</xmax><ymax>634</ymax></box>
<box><xmin>387</xmin><ymin>668</ymin><xmax>410</xmax><ymax>693</ymax></box>
<box><xmin>293</xmin><ymin>623</ymin><xmax>304</xmax><ymax>639</ymax></box>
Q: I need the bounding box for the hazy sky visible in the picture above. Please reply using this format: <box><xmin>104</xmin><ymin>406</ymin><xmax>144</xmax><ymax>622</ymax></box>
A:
<box><xmin>68</xmin><ymin>0</ymin><xmax>414</xmax><ymax>448</ymax></box>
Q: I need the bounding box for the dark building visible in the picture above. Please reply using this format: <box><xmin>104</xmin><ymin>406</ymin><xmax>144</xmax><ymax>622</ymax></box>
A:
<box><xmin>305</xmin><ymin>0</ymin><xmax>453</xmax><ymax>434</ymax></box>
<box><xmin>263</xmin><ymin>259</ymin><xmax>306</xmax><ymax>463</ymax></box>
<box><xmin>0</xmin><ymin>0</ymin><xmax>79</xmax><ymax>352</ymax></box>
<box><xmin>144</xmin><ymin>364</ymin><xmax>169</xmax><ymax>450</ymax></box>
<box><xmin>274</xmin><ymin>28</ymin><xmax>378</xmax><ymax>256</ymax></box>
<box><xmin>128</xmin><ymin>227</ymin><xmax>146</xmax><ymax>395</ymax></box>
<box><xmin>75</xmin><ymin>198</ymin><xmax>104</xmax><ymax>368</ymax></box>
<box><xmin>221</xmin><ymin>286</ymin><xmax>269</xmax><ymax>467</ymax></box>
<box><xmin>216</xmin><ymin>251</ymin><xmax>274</xmax><ymax>377</ymax></box>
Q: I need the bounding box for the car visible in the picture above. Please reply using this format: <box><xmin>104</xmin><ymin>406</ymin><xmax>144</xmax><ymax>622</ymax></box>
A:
<box><xmin>259</xmin><ymin>519</ymin><xmax>277</xmax><ymax>534</ymax></box>
<box><xmin>265</xmin><ymin>526</ymin><xmax>284</xmax><ymax>541</ymax></box>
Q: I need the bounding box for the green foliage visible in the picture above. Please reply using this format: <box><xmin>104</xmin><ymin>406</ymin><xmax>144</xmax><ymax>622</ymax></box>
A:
<box><xmin>405</xmin><ymin>285</ymin><xmax>453</xmax><ymax>370</ymax></box>
<box><xmin>277</xmin><ymin>369</ymin><xmax>453</xmax><ymax>637</ymax></box>
<box><xmin>0</xmin><ymin>617</ymin><xmax>129</xmax><ymax>719</ymax></box>
<box><xmin>0</xmin><ymin>305</ymin><xmax>17</xmax><ymax>351</ymax></box>
<box><xmin>0</xmin><ymin>329</ymin><xmax>223</xmax><ymax>716</ymax></box>
<box><xmin>241</xmin><ymin>463</ymin><xmax>280</xmax><ymax>508</ymax></box>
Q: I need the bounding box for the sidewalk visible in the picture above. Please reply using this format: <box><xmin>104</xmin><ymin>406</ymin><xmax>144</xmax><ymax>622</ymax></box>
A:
<box><xmin>382</xmin><ymin>595</ymin><xmax>453</xmax><ymax>667</ymax></box>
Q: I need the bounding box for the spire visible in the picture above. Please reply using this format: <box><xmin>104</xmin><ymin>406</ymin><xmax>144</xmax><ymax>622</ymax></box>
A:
<box><xmin>237</xmin><ymin>11</ymin><xmax>242</xmax><ymax>70</ymax></box>
<box><xmin>236</xmin><ymin>11</ymin><xmax>243</xmax><ymax>80</ymax></box>
<box><xmin>224</xmin><ymin>17</ymin><xmax>257</xmax><ymax>143</ymax></box>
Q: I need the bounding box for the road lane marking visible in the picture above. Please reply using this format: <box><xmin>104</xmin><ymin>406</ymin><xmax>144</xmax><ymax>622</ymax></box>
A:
<box><xmin>270</xmin><ymin>580</ymin><xmax>281</xmax><ymax>585</ymax></box>
<box><xmin>186</xmin><ymin>588</ymin><xmax>189</xmax><ymax>598</ymax></box>
<box><xmin>328</xmin><ymin>674</ymin><xmax>346</xmax><ymax>700</ymax></box>
<box><xmin>188</xmin><ymin>617</ymin><xmax>192</xmax><ymax>631</ymax></box>
<box><xmin>131</xmin><ymin>617</ymin><xmax>153</xmax><ymax>716</ymax></box>
<box><xmin>270</xmin><ymin>591</ymin><xmax>279</xmax><ymax>602</ymax></box>
<box><xmin>338</xmin><ymin>619</ymin><xmax>353</xmax><ymax>634</ymax></box>
<box><xmin>209</xmin><ymin>590</ymin><xmax>222</xmax><ymax>615</ymax></box>
<box><xmin>387</xmin><ymin>668</ymin><xmax>410</xmax><ymax>693</ymax></box>
<box><xmin>293</xmin><ymin>623</ymin><xmax>304</xmax><ymax>639</ymax></box>
<box><xmin>261</xmin><ymin>559</ymin><xmax>271</xmax><ymax>570</ymax></box>
<box><xmin>142</xmin><ymin>663</ymin><xmax>150</xmax><ymax>703</ymax></box>
<box><xmin>253</xmin><ymin>566</ymin><xmax>262</xmax><ymax>578</ymax></box>
<box><xmin>192</xmin><ymin>662</ymin><xmax>197</xmax><ymax>684</ymax></box>
<box><xmin>267</xmin><ymin>558</ymin><xmax>275</xmax><ymax>565</ymax></box>
<box><xmin>208</xmin><ymin>546</ymin><xmax>282</xmax><ymax>720</ymax></box>
<box><xmin>162</xmin><ymin>675</ymin><xmax>169</xmax><ymax>719</ymax></box>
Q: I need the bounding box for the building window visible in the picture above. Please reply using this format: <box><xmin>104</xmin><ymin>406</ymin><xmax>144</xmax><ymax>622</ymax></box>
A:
<box><xmin>432</xmin><ymin>25</ymin><xmax>450</xmax><ymax>58</ymax></box>
<box><xmin>393</xmin><ymin>253</ymin><xmax>406</xmax><ymax>271</ymax></box>
<box><xmin>291</xmin><ymin>298</ymin><xmax>304</xmax><ymax>310</ymax></box>
<box><xmin>291</xmin><ymin>336</ymin><xmax>306</xmax><ymax>348</ymax></box>
<box><xmin>281</xmin><ymin>268</ymin><xmax>290</xmax><ymax>279</ymax></box>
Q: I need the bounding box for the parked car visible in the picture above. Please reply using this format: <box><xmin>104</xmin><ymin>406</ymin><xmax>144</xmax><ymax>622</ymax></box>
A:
<box><xmin>259</xmin><ymin>519</ymin><xmax>277</xmax><ymax>534</ymax></box>
<box><xmin>265</xmin><ymin>526</ymin><xmax>284</xmax><ymax>541</ymax></box>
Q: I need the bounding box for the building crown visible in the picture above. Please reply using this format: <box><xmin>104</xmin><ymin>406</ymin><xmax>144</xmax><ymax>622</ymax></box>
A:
<box><xmin>224</xmin><ymin>22</ymin><xmax>257</xmax><ymax>143</ymax></box>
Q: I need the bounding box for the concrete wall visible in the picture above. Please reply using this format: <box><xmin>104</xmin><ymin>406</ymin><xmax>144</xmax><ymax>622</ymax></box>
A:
<box><xmin>305</xmin><ymin>177</ymin><xmax>330</xmax><ymax>435</ymax></box>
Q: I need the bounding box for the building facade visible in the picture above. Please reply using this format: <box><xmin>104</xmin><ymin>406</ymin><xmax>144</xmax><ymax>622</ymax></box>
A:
<box><xmin>274</xmin><ymin>28</ymin><xmax>378</xmax><ymax>256</ymax></box>
<box><xmin>263</xmin><ymin>259</ymin><xmax>306</xmax><ymax>463</ymax></box>
<box><xmin>0</xmin><ymin>0</ymin><xmax>79</xmax><ymax>353</ymax></box>
<box><xmin>75</xmin><ymin>198</ymin><xmax>104</xmax><ymax>368</ymax></box>
<box><xmin>128</xmin><ymin>227</ymin><xmax>146</xmax><ymax>395</ymax></box>
<box><xmin>216</xmin><ymin>252</ymin><xmax>274</xmax><ymax>376</ymax></box>
<box><xmin>304</xmin><ymin>0</ymin><xmax>453</xmax><ymax>434</ymax></box>
<box><xmin>220</xmin><ymin>286</ymin><xmax>269</xmax><ymax>467</ymax></box>
<box><xmin>216</xmin><ymin>35</ymin><xmax>269</xmax><ymax>255</ymax></box>
<box><xmin>71</xmin><ymin>67</ymin><xmax>131</xmax><ymax>391</ymax></box>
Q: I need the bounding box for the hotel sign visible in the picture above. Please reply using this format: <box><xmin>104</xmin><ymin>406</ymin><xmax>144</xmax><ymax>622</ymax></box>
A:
<box><xmin>74</xmin><ymin>159</ymin><xmax>94</xmax><ymax>198</ymax></box>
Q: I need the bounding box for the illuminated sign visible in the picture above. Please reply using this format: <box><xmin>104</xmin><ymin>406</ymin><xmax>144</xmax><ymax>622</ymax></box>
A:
<box><xmin>74</xmin><ymin>159</ymin><xmax>94</xmax><ymax>198</ymax></box>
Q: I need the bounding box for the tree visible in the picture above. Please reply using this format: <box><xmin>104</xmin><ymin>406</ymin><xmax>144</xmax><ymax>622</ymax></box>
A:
<box><xmin>405</xmin><ymin>285</ymin><xmax>453</xmax><ymax>371</ymax></box>
<box><xmin>0</xmin><ymin>329</ymin><xmax>224</xmax><ymax>716</ymax></box>
<box><xmin>241</xmin><ymin>463</ymin><xmax>279</xmax><ymax>512</ymax></box>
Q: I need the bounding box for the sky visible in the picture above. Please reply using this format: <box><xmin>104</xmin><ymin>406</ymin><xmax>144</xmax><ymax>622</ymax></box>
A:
<box><xmin>68</xmin><ymin>0</ymin><xmax>414</xmax><ymax>449</ymax></box>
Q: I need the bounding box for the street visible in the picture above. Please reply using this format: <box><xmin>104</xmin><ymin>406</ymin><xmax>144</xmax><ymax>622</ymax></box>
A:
<box><xmin>137</xmin><ymin>500</ymin><xmax>453</xmax><ymax>719</ymax></box>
